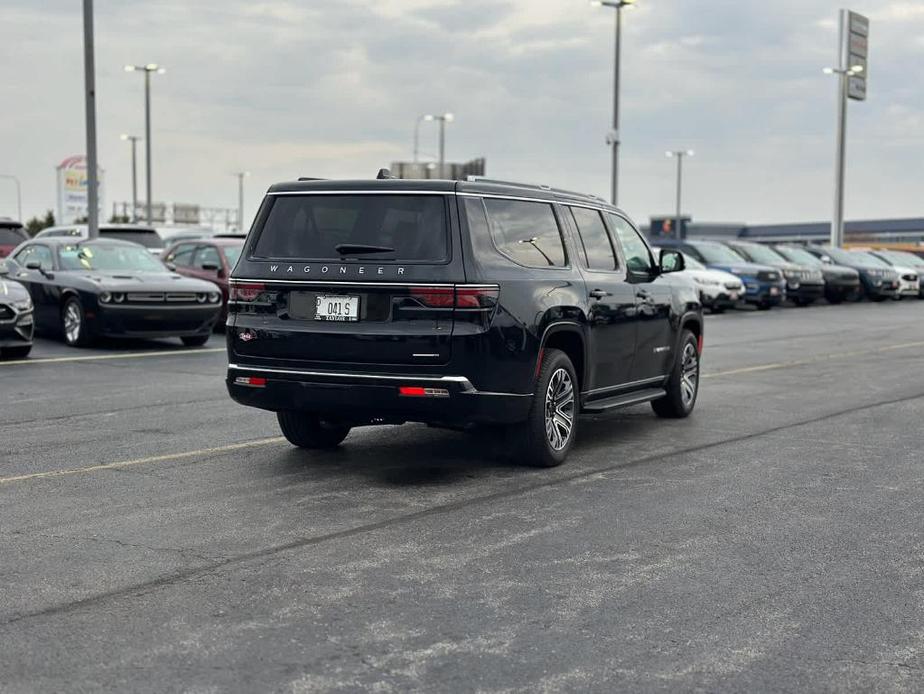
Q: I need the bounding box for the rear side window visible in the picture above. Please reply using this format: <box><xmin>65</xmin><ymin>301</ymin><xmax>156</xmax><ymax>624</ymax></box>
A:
<box><xmin>568</xmin><ymin>207</ymin><xmax>617</xmax><ymax>271</ymax></box>
<box><xmin>484</xmin><ymin>199</ymin><xmax>566</xmax><ymax>268</ymax></box>
<box><xmin>0</xmin><ymin>228</ymin><xmax>27</xmax><ymax>245</ymax></box>
<box><xmin>252</xmin><ymin>195</ymin><xmax>448</xmax><ymax>262</ymax></box>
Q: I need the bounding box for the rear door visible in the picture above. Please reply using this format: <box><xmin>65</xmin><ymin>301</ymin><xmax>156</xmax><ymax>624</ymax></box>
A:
<box><xmin>230</xmin><ymin>192</ymin><xmax>469</xmax><ymax>367</ymax></box>
<box><xmin>608</xmin><ymin>213</ymin><xmax>675</xmax><ymax>381</ymax></box>
<box><xmin>564</xmin><ymin>205</ymin><xmax>637</xmax><ymax>390</ymax></box>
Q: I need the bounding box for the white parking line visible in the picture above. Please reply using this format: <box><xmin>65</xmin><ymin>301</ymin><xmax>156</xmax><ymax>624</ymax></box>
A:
<box><xmin>0</xmin><ymin>347</ymin><xmax>225</xmax><ymax>367</ymax></box>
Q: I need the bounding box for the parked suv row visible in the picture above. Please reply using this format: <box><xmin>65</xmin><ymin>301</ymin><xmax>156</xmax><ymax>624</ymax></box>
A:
<box><xmin>226</xmin><ymin>177</ymin><xmax>704</xmax><ymax>468</ymax></box>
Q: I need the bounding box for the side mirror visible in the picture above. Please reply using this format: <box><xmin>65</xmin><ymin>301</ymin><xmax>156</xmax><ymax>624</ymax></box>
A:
<box><xmin>0</xmin><ymin>262</ymin><xmax>8</xmax><ymax>277</ymax></box>
<box><xmin>165</xmin><ymin>261</ymin><xmax>177</xmax><ymax>271</ymax></box>
<box><xmin>25</xmin><ymin>261</ymin><xmax>42</xmax><ymax>271</ymax></box>
<box><xmin>659</xmin><ymin>249</ymin><xmax>685</xmax><ymax>274</ymax></box>
<box><xmin>201</xmin><ymin>262</ymin><xmax>220</xmax><ymax>272</ymax></box>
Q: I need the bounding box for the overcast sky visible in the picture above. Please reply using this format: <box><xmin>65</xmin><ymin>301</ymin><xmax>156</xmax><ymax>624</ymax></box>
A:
<box><xmin>1</xmin><ymin>0</ymin><xmax>922</xmax><ymax>227</ymax></box>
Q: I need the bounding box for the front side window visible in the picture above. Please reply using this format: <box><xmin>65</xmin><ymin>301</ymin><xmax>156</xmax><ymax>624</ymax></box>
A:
<box><xmin>194</xmin><ymin>245</ymin><xmax>221</xmax><ymax>269</ymax></box>
<box><xmin>252</xmin><ymin>195</ymin><xmax>449</xmax><ymax>262</ymax></box>
<box><xmin>221</xmin><ymin>244</ymin><xmax>244</xmax><ymax>267</ymax></box>
<box><xmin>16</xmin><ymin>245</ymin><xmax>54</xmax><ymax>270</ymax></box>
<box><xmin>569</xmin><ymin>207</ymin><xmax>617</xmax><ymax>271</ymax></box>
<box><xmin>484</xmin><ymin>199</ymin><xmax>566</xmax><ymax>268</ymax></box>
<box><xmin>608</xmin><ymin>214</ymin><xmax>654</xmax><ymax>274</ymax></box>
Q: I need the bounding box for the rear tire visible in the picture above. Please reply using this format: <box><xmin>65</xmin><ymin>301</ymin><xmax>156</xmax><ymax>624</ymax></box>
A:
<box><xmin>652</xmin><ymin>330</ymin><xmax>699</xmax><ymax>419</ymax></box>
<box><xmin>2</xmin><ymin>345</ymin><xmax>32</xmax><ymax>360</ymax></box>
<box><xmin>507</xmin><ymin>348</ymin><xmax>577</xmax><ymax>468</ymax></box>
<box><xmin>277</xmin><ymin>411</ymin><xmax>351</xmax><ymax>450</ymax></box>
<box><xmin>181</xmin><ymin>334</ymin><xmax>210</xmax><ymax>347</ymax></box>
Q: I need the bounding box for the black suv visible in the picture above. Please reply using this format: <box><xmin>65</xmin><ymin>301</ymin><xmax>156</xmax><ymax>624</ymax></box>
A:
<box><xmin>226</xmin><ymin>177</ymin><xmax>703</xmax><ymax>467</ymax></box>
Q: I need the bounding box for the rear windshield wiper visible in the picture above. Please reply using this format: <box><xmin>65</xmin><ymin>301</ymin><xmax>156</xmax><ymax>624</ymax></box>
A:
<box><xmin>334</xmin><ymin>244</ymin><xmax>396</xmax><ymax>256</ymax></box>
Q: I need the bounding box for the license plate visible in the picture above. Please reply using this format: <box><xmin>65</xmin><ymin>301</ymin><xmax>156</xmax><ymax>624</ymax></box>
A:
<box><xmin>315</xmin><ymin>294</ymin><xmax>359</xmax><ymax>322</ymax></box>
<box><xmin>770</xmin><ymin>287</ymin><xmax>780</xmax><ymax>296</ymax></box>
<box><xmin>729</xmin><ymin>292</ymin><xmax>739</xmax><ymax>301</ymax></box>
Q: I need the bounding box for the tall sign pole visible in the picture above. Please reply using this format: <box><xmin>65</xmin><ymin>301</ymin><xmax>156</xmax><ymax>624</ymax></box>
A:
<box><xmin>82</xmin><ymin>0</ymin><xmax>99</xmax><ymax>238</ymax></box>
<box><xmin>830</xmin><ymin>9</ymin><xmax>869</xmax><ymax>248</ymax></box>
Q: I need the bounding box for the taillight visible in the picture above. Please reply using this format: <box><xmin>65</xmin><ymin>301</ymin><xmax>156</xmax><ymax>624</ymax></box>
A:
<box><xmin>234</xmin><ymin>376</ymin><xmax>266</xmax><ymax>387</ymax></box>
<box><xmin>398</xmin><ymin>386</ymin><xmax>450</xmax><ymax>398</ymax></box>
<box><xmin>409</xmin><ymin>285</ymin><xmax>499</xmax><ymax>309</ymax></box>
<box><xmin>455</xmin><ymin>286</ymin><xmax>499</xmax><ymax>309</ymax></box>
<box><xmin>410</xmin><ymin>287</ymin><xmax>455</xmax><ymax>308</ymax></box>
<box><xmin>229</xmin><ymin>282</ymin><xmax>265</xmax><ymax>301</ymax></box>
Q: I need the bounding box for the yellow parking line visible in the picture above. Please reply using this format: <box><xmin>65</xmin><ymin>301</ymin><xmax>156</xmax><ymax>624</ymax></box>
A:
<box><xmin>0</xmin><ymin>347</ymin><xmax>225</xmax><ymax>367</ymax></box>
<box><xmin>3</xmin><ymin>338</ymin><xmax>924</xmax><ymax>487</ymax></box>
<box><xmin>0</xmin><ymin>437</ymin><xmax>286</xmax><ymax>485</ymax></box>
<box><xmin>704</xmin><ymin>339</ymin><xmax>924</xmax><ymax>379</ymax></box>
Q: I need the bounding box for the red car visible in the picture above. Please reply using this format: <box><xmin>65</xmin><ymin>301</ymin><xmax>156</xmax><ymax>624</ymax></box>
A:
<box><xmin>0</xmin><ymin>219</ymin><xmax>28</xmax><ymax>258</ymax></box>
<box><xmin>162</xmin><ymin>236</ymin><xmax>244</xmax><ymax>326</ymax></box>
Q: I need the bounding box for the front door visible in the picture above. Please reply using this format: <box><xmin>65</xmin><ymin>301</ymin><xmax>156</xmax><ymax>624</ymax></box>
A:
<box><xmin>564</xmin><ymin>206</ymin><xmax>637</xmax><ymax>394</ymax></box>
<box><xmin>608</xmin><ymin>214</ymin><xmax>675</xmax><ymax>381</ymax></box>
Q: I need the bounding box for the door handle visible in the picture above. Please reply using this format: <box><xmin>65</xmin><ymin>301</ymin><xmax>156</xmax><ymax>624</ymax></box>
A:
<box><xmin>589</xmin><ymin>288</ymin><xmax>612</xmax><ymax>299</ymax></box>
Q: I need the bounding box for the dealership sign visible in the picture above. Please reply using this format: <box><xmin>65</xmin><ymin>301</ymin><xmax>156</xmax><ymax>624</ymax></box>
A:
<box><xmin>56</xmin><ymin>155</ymin><xmax>104</xmax><ymax>225</ymax></box>
<box><xmin>845</xmin><ymin>11</ymin><xmax>869</xmax><ymax>101</ymax></box>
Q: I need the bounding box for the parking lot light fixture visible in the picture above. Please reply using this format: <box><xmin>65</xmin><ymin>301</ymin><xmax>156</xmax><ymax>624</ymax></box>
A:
<box><xmin>592</xmin><ymin>0</ymin><xmax>639</xmax><ymax>206</ymax></box>
<box><xmin>0</xmin><ymin>174</ymin><xmax>22</xmax><ymax>221</ymax></box>
<box><xmin>125</xmin><ymin>63</ymin><xmax>165</xmax><ymax>225</ymax></box>
<box><xmin>233</xmin><ymin>172</ymin><xmax>250</xmax><ymax>233</ymax></box>
<box><xmin>435</xmin><ymin>113</ymin><xmax>453</xmax><ymax>177</ymax></box>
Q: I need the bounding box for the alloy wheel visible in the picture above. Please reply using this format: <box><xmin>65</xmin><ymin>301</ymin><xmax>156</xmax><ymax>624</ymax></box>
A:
<box><xmin>680</xmin><ymin>342</ymin><xmax>699</xmax><ymax>408</ymax></box>
<box><xmin>544</xmin><ymin>367</ymin><xmax>575</xmax><ymax>451</ymax></box>
<box><xmin>64</xmin><ymin>303</ymin><xmax>82</xmax><ymax>345</ymax></box>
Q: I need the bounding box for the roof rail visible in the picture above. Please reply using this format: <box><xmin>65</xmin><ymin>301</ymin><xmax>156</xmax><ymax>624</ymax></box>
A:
<box><xmin>466</xmin><ymin>176</ymin><xmax>607</xmax><ymax>204</ymax></box>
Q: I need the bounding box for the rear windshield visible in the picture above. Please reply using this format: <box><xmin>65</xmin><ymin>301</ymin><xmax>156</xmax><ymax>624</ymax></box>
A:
<box><xmin>100</xmin><ymin>229</ymin><xmax>164</xmax><ymax>249</ymax></box>
<box><xmin>0</xmin><ymin>228</ymin><xmax>27</xmax><ymax>245</ymax></box>
<box><xmin>251</xmin><ymin>195</ymin><xmax>448</xmax><ymax>262</ymax></box>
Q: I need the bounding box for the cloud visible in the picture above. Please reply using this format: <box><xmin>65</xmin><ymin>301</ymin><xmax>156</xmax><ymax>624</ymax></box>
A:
<box><xmin>0</xmin><ymin>0</ymin><xmax>922</xmax><ymax>226</ymax></box>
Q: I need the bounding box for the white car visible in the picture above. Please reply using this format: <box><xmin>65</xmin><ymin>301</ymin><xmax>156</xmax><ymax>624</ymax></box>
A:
<box><xmin>35</xmin><ymin>224</ymin><xmax>165</xmax><ymax>256</ymax></box>
<box><xmin>654</xmin><ymin>247</ymin><xmax>744</xmax><ymax>313</ymax></box>
<box><xmin>868</xmin><ymin>249</ymin><xmax>924</xmax><ymax>299</ymax></box>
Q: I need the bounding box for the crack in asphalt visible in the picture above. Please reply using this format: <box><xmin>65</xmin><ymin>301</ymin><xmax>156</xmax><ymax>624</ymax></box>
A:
<box><xmin>3</xmin><ymin>389</ymin><xmax>924</xmax><ymax>628</ymax></box>
<box><xmin>6</xmin><ymin>530</ymin><xmax>225</xmax><ymax>564</ymax></box>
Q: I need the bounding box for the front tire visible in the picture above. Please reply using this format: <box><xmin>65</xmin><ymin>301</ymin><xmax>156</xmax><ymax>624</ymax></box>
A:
<box><xmin>507</xmin><ymin>348</ymin><xmax>578</xmax><ymax>468</ymax></box>
<box><xmin>61</xmin><ymin>297</ymin><xmax>91</xmax><ymax>347</ymax></box>
<box><xmin>652</xmin><ymin>330</ymin><xmax>700</xmax><ymax>419</ymax></box>
<box><xmin>181</xmin><ymin>334</ymin><xmax>210</xmax><ymax>347</ymax></box>
<box><xmin>277</xmin><ymin>411</ymin><xmax>351</xmax><ymax>449</ymax></box>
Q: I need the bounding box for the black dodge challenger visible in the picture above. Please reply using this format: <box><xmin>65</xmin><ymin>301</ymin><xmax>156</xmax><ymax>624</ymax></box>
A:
<box><xmin>6</xmin><ymin>237</ymin><xmax>222</xmax><ymax>347</ymax></box>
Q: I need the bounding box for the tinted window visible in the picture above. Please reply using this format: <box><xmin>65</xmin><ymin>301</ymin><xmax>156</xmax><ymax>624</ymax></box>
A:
<box><xmin>0</xmin><ymin>228</ymin><xmax>27</xmax><ymax>245</ymax></box>
<box><xmin>484</xmin><ymin>199</ymin><xmax>566</xmax><ymax>268</ymax></box>
<box><xmin>692</xmin><ymin>242</ymin><xmax>748</xmax><ymax>265</ymax></box>
<box><xmin>608</xmin><ymin>214</ymin><xmax>653</xmax><ymax>274</ymax></box>
<box><xmin>194</xmin><ymin>245</ymin><xmax>221</xmax><ymax>269</ymax></box>
<box><xmin>569</xmin><ymin>207</ymin><xmax>617</xmax><ymax>271</ymax></box>
<box><xmin>252</xmin><ymin>195</ymin><xmax>448</xmax><ymax>262</ymax></box>
<box><xmin>100</xmin><ymin>229</ymin><xmax>163</xmax><ymax>249</ymax></box>
<box><xmin>168</xmin><ymin>243</ymin><xmax>197</xmax><ymax>267</ymax></box>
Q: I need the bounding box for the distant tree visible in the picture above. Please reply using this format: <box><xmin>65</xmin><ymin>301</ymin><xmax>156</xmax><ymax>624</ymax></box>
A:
<box><xmin>74</xmin><ymin>215</ymin><xmax>89</xmax><ymax>224</ymax></box>
<box><xmin>109</xmin><ymin>213</ymin><xmax>130</xmax><ymax>223</ymax></box>
<box><xmin>24</xmin><ymin>210</ymin><xmax>55</xmax><ymax>237</ymax></box>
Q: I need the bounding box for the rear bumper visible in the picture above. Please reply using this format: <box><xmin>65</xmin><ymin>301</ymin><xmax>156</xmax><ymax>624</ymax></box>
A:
<box><xmin>92</xmin><ymin>304</ymin><xmax>220</xmax><ymax>338</ymax></box>
<box><xmin>226</xmin><ymin>364</ymin><xmax>533</xmax><ymax>425</ymax></box>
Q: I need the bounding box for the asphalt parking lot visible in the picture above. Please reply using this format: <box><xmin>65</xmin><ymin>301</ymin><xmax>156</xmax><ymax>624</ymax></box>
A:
<box><xmin>2</xmin><ymin>301</ymin><xmax>923</xmax><ymax>692</ymax></box>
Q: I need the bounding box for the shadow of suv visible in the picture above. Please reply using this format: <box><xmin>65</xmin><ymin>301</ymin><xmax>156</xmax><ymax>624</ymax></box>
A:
<box><xmin>226</xmin><ymin>176</ymin><xmax>703</xmax><ymax>467</ymax></box>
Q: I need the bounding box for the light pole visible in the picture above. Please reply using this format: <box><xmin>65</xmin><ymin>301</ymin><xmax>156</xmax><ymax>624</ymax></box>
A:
<box><xmin>413</xmin><ymin>114</ymin><xmax>435</xmax><ymax>163</ymax></box>
<box><xmin>120</xmin><ymin>135</ymin><xmax>141</xmax><ymax>221</ymax></box>
<box><xmin>125</xmin><ymin>63</ymin><xmax>165</xmax><ymax>225</ymax></box>
<box><xmin>83</xmin><ymin>0</ymin><xmax>100</xmax><ymax>238</ymax></box>
<box><xmin>0</xmin><ymin>175</ymin><xmax>21</xmax><ymax>221</ymax></box>
<box><xmin>233</xmin><ymin>172</ymin><xmax>250</xmax><ymax>233</ymax></box>
<box><xmin>435</xmin><ymin>113</ymin><xmax>454</xmax><ymax>177</ymax></box>
<box><xmin>823</xmin><ymin>63</ymin><xmax>864</xmax><ymax>248</ymax></box>
<box><xmin>591</xmin><ymin>0</ymin><xmax>637</xmax><ymax>206</ymax></box>
<box><xmin>666</xmin><ymin>150</ymin><xmax>694</xmax><ymax>239</ymax></box>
